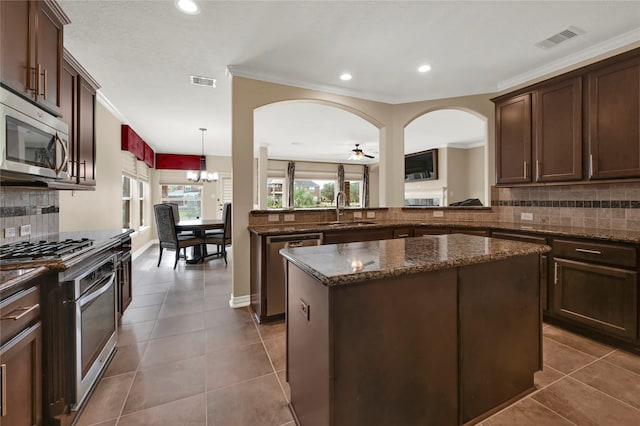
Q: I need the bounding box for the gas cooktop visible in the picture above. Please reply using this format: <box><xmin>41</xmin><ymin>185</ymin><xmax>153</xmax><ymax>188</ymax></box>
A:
<box><xmin>0</xmin><ymin>238</ymin><xmax>94</xmax><ymax>263</ymax></box>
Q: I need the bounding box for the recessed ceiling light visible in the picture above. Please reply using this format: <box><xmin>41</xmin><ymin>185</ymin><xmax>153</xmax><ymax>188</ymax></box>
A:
<box><xmin>418</xmin><ymin>65</ymin><xmax>431</xmax><ymax>73</ymax></box>
<box><xmin>175</xmin><ymin>0</ymin><xmax>200</xmax><ymax>15</ymax></box>
<box><xmin>340</xmin><ymin>73</ymin><xmax>352</xmax><ymax>81</ymax></box>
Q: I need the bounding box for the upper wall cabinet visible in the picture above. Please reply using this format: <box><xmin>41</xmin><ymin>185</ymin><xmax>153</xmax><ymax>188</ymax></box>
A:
<box><xmin>60</xmin><ymin>50</ymin><xmax>100</xmax><ymax>187</ymax></box>
<box><xmin>0</xmin><ymin>0</ymin><xmax>70</xmax><ymax>116</ymax></box>
<box><xmin>495</xmin><ymin>94</ymin><xmax>532</xmax><ymax>184</ymax></box>
<box><xmin>587</xmin><ymin>55</ymin><xmax>640</xmax><ymax>180</ymax></box>
<box><xmin>493</xmin><ymin>48</ymin><xmax>639</xmax><ymax>186</ymax></box>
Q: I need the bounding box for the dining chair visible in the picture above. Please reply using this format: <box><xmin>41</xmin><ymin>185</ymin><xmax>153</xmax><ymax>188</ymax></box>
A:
<box><xmin>205</xmin><ymin>202</ymin><xmax>232</xmax><ymax>265</ymax></box>
<box><xmin>154</xmin><ymin>204</ymin><xmax>203</xmax><ymax>269</ymax></box>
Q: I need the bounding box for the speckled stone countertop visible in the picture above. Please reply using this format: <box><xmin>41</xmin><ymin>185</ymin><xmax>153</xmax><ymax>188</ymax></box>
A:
<box><xmin>0</xmin><ymin>266</ymin><xmax>49</xmax><ymax>296</ymax></box>
<box><xmin>280</xmin><ymin>234</ymin><xmax>551</xmax><ymax>287</ymax></box>
<box><xmin>0</xmin><ymin>229</ymin><xmax>133</xmax><ymax>276</ymax></box>
<box><xmin>249</xmin><ymin>220</ymin><xmax>640</xmax><ymax>244</ymax></box>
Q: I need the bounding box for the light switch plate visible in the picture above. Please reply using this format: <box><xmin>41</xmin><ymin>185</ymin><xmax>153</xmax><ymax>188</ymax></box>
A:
<box><xmin>433</xmin><ymin>210</ymin><xmax>444</xmax><ymax>218</ymax></box>
<box><xmin>284</xmin><ymin>214</ymin><xmax>295</xmax><ymax>222</ymax></box>
<box><xmin>20</xmin><ymin>224</ymin><xmax>31</xmax><ymax>236</ymax></box>
<box><xmin>521</xmin><ymin>212</ymin><xmax>533</xmax><ymax>221</ymax></box>
<box><xmin>268</xmin><ymin>214</ymin><xmax>280</xmax><ymax>222</ymax></box>
<box><xmin>354</xmin><ymin>211</ymin><xmax>363</xmax><ymax>219</ymax></box>
<box><xmin>366</xmin><ymin>211</ymin><xmax>375</xmax><ymax>218</ymax></box>
<box><xmin>4</xmin><ymin>227</ymin><xmax>16</xmax><ymax>238</ymax></box>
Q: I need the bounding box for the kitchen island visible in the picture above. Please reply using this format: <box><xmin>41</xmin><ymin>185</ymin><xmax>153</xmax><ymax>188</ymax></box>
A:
<box><xmin>280</xmin><ymin>233</ymin><xmax>550</xmax><ymax>426</ymax></box>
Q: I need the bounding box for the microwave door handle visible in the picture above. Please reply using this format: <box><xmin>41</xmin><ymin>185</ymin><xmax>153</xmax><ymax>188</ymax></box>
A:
<box><xmin>54</xmin><ymin>131</ymin><xmax>68</xmax><ymax>176</ymax></box>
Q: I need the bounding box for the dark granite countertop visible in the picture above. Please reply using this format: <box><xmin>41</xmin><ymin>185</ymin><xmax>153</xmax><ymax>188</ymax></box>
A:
<box><xmin>280</xmin><ymin>233</ymin><xmax>551</xmax><ymax>286</ymax></box>
<box><xmin>248</xmin><ymin>220</ymin><xmax>640</xmax><ymax>244</ymax></box>
<box><xmin>0</xmin><ymin>266</ymin><xmax>49</xmax><ymax>296</ymax></box>
<box><xmin>0</xmin><ymin>229</ymin><xmax>133</xmax><ymax>275</ymax></box>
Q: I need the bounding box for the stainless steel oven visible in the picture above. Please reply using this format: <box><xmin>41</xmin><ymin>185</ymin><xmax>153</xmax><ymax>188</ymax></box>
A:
<box><xmin>0</xmin><ymin>86</ymin><xmax>69</xmax><ymax>180</ymax></box>
<box><xmin>62</xmin><ymin>252</ymin><xmax>117</xmax><ymax>409</ymax></box>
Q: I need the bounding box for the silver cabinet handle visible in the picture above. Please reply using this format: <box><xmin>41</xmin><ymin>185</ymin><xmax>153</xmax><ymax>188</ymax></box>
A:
<box><xmin>1</xmin><ymin>363</ymin><xmax>5</xmax><ymax>416</ymax></box>
<box><xmin>554</xmin><ymin>262</ymin><xmax>558</xmax><ymax>285</ymax></box>
<box><xmin>1</xmin><ymin>303</ymin><xmax>39</xmax><ymax>321</ymax></box>
<box><xmin>589</xmin><ymin>154</ymin><xmax>594</xmax><ymax>177</ymax></box>
<box><xmin>396</xmin><ymin>234</ymin><xmax>409</xmax><ymax>238</ymax></box>
<box><xmin>575</xmin><ymin>248</ymin><xmax>602</xmax><ymax>255</ymax></box>
<box><xmin>524</xmin><ymin>161</ymin><xmax>527</xmax><ymax>180</ymax></box>
<box><xmin>536</xmin><ymin>160</ymin><xmax>540</xmax><ymax>180</ymax></box>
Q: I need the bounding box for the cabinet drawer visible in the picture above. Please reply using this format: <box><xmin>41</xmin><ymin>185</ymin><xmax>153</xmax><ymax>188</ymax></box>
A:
<box><xmin>393</xmin><ymin>227</ymin><xmax>413</xmax><ymax>239</ymax></box>
<box><xmin>553</xmin><ymin>239</ymin><xmax>637</xmax><ymax>268</ymax></box>
<box><xmin>0</xmin><ymin>286</ymin><xmax>40</xmax><ymax>346</ymax></box>
<box><xmin>491</xmin><ymin>232</ymin><xmax>547</xmax><ymax>245</ymax></box>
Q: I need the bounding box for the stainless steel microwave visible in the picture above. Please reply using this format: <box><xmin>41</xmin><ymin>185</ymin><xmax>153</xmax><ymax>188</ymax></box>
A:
<box><xmin>1</xmin><ymin>86</ymin><xmax>69</xmax><ymax>180</ymax></box>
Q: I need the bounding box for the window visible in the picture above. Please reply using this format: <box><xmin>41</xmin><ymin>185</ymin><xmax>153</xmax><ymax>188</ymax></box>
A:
<box><xmin>122</xmin><ymin>175</ymin><xmax>132</xmax><ymax>228</ymax></box>
<box><xmin>345</xmin><ymin>180</ymin><xmax>362</xmax><ymax>207</ymax></box>
<box><xmin>160</xmin><ymin>184</ymin><xmax>202</xmax><ymax>220</ymax></box>
<box><xmin>267</xmin><ymin>178</ymin><xmax>284</xmax><ymax>208</ymax></box>
<box><xmin>138</xmin><ymin>180</ymin><xmax>148</xmax><ymax>228</ymax></box>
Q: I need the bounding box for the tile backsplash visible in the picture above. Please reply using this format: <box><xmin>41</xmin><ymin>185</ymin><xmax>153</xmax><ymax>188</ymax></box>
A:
<box><xmin>0</xmin><ymin>188</ymin><xmax>59</xmax><ymax>244</ymax></box>
<box><xmin>493</xmin><ymin>182</ymin><xmax>640</xmax><ymax>231</ymax></box>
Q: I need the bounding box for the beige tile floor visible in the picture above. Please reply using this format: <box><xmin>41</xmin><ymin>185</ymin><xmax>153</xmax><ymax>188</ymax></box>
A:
<box><xmin>77</xmin><ymin>246</ymin><xmax>640</xmax><ymax>426</ymax></box>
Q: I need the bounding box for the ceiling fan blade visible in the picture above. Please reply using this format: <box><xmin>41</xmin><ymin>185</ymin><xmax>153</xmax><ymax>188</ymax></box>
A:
<box><xmin>364</xmin><ymin>154</ymin><xmax>375</xmax><ymax>159</ymax></box>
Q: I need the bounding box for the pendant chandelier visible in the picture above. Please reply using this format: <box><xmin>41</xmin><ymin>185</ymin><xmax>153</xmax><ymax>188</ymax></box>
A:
<box><xmin>187</xmin><ymin>127</ymin><xmax>218</xmax><ymax>183</ymax></box>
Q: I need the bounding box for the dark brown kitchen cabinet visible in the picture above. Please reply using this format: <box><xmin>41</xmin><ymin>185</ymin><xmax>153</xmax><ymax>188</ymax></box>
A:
<box><xmin>491</xmin><ymin>231</ymin><xmax>549</xmax><ymax>312</ymax></box>
<box><xmin>1</xmin><ymin>280</ymin><xmax>43</xmax><ymax>426</ymax></box>
<box><xmin>413</xmin><ymin>227</ymin><xmax>451</xmax><ymax>236</ymax></box>
<box><xmin>116</xmin><ymin>234</ymin><xmax>133</xmax><ymax>318</ymax></box>
<box><xmin>0</xmin><ymin>0</ymin><xmax>69</xmax><ymax>115</ymax></box>
<box><xmin>495</xmin><ymin>93</ymin><xmax>532</xmax><ymax>184</ymax></box>
<box><xmin>323</xmin><ymin>227</ymin><xmax>394</xmax><ymax>244</ymax></box>
<box><xmin>535</xmin><ymin>77</ymin><xmax>582</xmax><ymax>182</ymax></box>
<box><xmin>60</xmin><ymin>50</ymin><xmax>100</xmax><ymax>186</ymax></box>
<box><xmin>552</xmin><ymin>238</ymin><xmax>638</xmax><ymax>340</ymax></box>
<box><xmin>587</xmin><ymin>55</ymin><xmax>640</xmax><ymax>180</ymax></box>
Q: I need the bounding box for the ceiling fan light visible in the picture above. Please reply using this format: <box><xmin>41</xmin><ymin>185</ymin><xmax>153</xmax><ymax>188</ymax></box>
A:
<box><xmin>418</xmin><ymin>64</ymin><xmax>431</xmax><ymax>73</ymax></box>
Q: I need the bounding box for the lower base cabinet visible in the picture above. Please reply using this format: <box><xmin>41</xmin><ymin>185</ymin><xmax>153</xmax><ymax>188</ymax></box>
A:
<box><xmin>553</xmin><ymin>258</ymin><xmax>638</xmax><ymax>339</ymax></box>
<box><xmin>0</xmin><ymin>323</ymin><xmax>42</xmax><ymax>426</ymax></box>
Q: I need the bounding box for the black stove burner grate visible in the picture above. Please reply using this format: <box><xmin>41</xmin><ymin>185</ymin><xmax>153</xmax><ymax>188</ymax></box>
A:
<box><xmin>1</xmin><ymin>238</ymin><xmax>94</xmax><ymax>261</ymax></box>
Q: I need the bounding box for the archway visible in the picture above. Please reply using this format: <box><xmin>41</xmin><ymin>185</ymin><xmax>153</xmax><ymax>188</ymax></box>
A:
<box><xmin>404</xmin><ymin>108</ymin><xmax>488</xmax><ymax>207</ymax></box>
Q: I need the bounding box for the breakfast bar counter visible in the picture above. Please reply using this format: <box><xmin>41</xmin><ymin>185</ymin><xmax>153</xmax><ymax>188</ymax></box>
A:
<box><xmin>280</xmin><ymin>234</ymin><xmax>550</xmax><ymax>426</ymax></box>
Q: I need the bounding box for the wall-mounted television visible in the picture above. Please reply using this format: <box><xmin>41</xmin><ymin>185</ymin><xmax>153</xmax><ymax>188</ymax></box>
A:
<box><xmin>405</xmin><ymin>149</ymin><xmax>438</xmax><ymax>182</ymax></box>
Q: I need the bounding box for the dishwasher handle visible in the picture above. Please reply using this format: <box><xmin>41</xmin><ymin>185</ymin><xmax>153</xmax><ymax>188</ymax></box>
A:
<box><xmin>266</xmin><ymin>233</ymin><xmax>323</xmax><ymax>245</ymax></box>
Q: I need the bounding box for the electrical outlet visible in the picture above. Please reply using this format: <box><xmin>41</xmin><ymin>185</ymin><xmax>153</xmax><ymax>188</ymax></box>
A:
<box><xmin>4</xmin><ymin>227</ymin><xmax>16</xmax><ymax>238</ymax></box>
<box><xmin>353</xmin><ymin>211</ymin><xmax>363</xmax><ymax>219</ymax></box>
<box><xmin>521</xmin><ymin>212</ymin><xmax>533</xmax><ymax>221</ymax></box>
<box><xmin>366</xmin><ymin>211</ymin><xmax>375</xmax><ymax>218</ymax></box>
<box><xmin>20</xmin><ymin>224</ymin><xmax>31</xmax><ymax>236</ymax></box>
<box><xmin>268</xmin><ymin>214</ymin><xmax>280</xmax><ymax>222</ymax></box>
<box><xmin>433</xmin><ymin>210</ymin><xmax>444</xmax><ymax>218</ymax></box>
<box><xmin>284</xmin><ymin>214</ymin><xmax>295</xmax><ymax>222</ymax></box>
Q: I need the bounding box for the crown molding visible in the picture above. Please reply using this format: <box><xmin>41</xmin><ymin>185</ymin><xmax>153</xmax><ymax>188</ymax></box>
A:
<box><xmin>498</xmin><ymin>28</ymin><xmax>640</xmax><ymax>92</ymax></box>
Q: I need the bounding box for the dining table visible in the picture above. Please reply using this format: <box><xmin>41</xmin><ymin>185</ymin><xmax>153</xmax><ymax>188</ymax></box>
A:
<box><xmin>176</xmin><ymin>219</ymin><xmax>224</xmax><ymax>263</ymax></box>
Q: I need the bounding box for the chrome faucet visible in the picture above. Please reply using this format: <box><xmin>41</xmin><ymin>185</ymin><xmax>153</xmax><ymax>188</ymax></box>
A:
<box><xmin>335</xmin><ymin>191</ymin><xmax>346</xmax><ymax>222</ymax></box>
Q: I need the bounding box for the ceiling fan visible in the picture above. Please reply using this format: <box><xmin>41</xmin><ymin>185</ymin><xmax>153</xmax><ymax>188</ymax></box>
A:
<box><xmin>349</xmin><ymin>144</ymin><xmax>375</xmax><ymax>160</ymax></box>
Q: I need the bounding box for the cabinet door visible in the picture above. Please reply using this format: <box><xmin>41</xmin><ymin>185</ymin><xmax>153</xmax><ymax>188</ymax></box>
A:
<box><xmin>0</xmin><ymin>323</ymin><xmax>42</xmax><ymax>426</ymax></box>
<box><xmin>553</xmin><ymin>258</ymin><xmax>638</xmax><ymax>339</ymax></box>
<box><xmin>413</xmin><ymin>228</ymin><xmax>450</xmax><ymax>236</ymax></box>
<box><xmin>77</xmin><ymin>78</ymin><xmax>97</xmax><ymax>185</ymax></box>
<box><xmin>0</xmin><ymin>0</ymin><xmax>33</xmax><ymax>97</ymax></box>
<box><xmin>60</xmin><ymin>60</ymin><xmax>78</xmax><ymax>181</ymax></box>
<box><xmin>495</xmin><ymin>93</ymin><xmax>532</xmax><ymax>184</ymax></box>
<box><xmin>323</xmin><ymin>228</ymin><xmax>393</xmax><ymax>244</ymax></box>
<box><xmin>33</xmin><ymin>0</ymin><xmax>64</xmax><ymax>114</ymax></box>
<box><xmin>119</xmin><ymin>256</ymin><xmax>132</xmax><ymax>314</ymax></box>
<box><xmin>588</xmin><ymin>56</ymin><xmax>640</xmax><ymax>179</ymax></box>
<box><xmin>535</xmin><ymin>77</ymin><xmax>582</xmax><ymax>182</ymax></box>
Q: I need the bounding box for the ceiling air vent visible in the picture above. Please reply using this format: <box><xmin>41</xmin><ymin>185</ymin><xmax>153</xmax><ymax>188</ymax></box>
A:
<box><xmin>535</xmin><ymin>26</ymin><xmax>584</xmax><ymax>49</ymax></box>
<box><xmin>190</xmin><ymin>75</ymin><xmax>216</xmax><ymax>88</ymax></box>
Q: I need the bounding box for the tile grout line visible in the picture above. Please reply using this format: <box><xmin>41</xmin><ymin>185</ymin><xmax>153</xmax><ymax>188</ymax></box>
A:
<box><xmin>526</xmin><ymin>396</ymin><xmax>579</xmax><ymax>425</ymax></box>
<box><xmin>114</xmin><ymin>275</ymin><xmax>170</xmax><ymax>425</ymax></box>
<box><xmin>251</xmin><ymin>313</ymin><xmax>290</xmax><ymax>403</ymax></box>
<box><xmin>563</xmin><ymin>375</ymin><xmax>640</xmax><ymax>414</ymax></box>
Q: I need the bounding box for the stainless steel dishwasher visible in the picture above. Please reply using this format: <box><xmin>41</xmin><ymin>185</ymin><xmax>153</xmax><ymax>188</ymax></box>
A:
<box><xmin>266</xmin><ymin>233</ymin><xmax>323</xmax><ymax>317</ymax></box>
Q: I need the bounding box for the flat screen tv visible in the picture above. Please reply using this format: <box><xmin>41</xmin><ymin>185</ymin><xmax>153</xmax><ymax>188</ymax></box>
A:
<box><xmin>405</xmin><ymin>149</ymin><xmax>438</xmax><ymax>181</ymax></box>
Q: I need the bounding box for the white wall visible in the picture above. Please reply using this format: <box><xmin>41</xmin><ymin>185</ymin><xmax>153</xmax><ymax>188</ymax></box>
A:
<box><xmin>59</xmin><ymin>102</ymin><xmax>121</xmax><ymax>232</ymax></box>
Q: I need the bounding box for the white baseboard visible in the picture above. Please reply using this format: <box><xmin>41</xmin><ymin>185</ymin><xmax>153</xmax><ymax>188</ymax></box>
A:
<box><xmin>133</xmin><ymin>239</ymin><xmax>157</xmax><ymax>260</ymax></box>
<box><xmin>229</xmin><ymin>294</ymin><xmax>250</xmax><ymax>308</ymax></box>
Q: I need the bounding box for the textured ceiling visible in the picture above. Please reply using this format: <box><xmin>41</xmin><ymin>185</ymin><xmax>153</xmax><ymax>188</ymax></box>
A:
<box><xmin>59</xmin><ymin>0</ymin><xmax>640</xmax><ymax>163</ymax></box>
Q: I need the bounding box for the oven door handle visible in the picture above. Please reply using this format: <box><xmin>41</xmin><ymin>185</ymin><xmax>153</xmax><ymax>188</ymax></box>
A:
<box><xmin>79</xmin><ymin>273</ymin><xmax>115</xmax><ymax>308</ymax></box>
